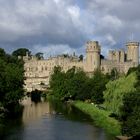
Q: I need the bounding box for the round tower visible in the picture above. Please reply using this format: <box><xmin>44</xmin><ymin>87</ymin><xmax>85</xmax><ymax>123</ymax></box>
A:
<box><xmin>126</xmin><ymin>42</ymin><xmax>139</xmax><ymax>65</ymax></box>
<box><xmin>85</xmin><ymin>41</ymin><xmax>101</xmax><ymax>72</ymax></box>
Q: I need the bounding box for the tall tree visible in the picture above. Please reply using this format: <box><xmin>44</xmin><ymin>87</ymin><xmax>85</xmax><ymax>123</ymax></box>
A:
<box><xmin>12</xmin><ymin>48</ymin><xmax>31</xmax><ymax>57</ymax></box>
<box><xmin>0</xmin><ymin>48</ymin><xmax>6</xmax><ymax>58</ymax></box>
<box><xmin>79</xmin><ymin>54</ymin><xmax>84</xmax><ymax>61</ymax></box>
<box><xmin>35</xmin><ymin>52</ymin><xmax>44</xmax><ymax>60</ymax></box>
<box><xmin>89</xmin><ymin>70</ymin><xmax>109</xmax><ymax>104</ymax></box>
<box><xmin>50</xmin><ymin>66</ymin><xmax>67</xmax><ymax>99</ymax></box>
<box><xmin>103</xmin><ymin>72</ymin><xmax>137</xmax><ymax>115</ymax></box>
<box><xmin>120</xmin><ymin>91</ymin><xmax>140</xmax><ymax>137</ymax></box>
<box><xmin>0</xmin><ymin>48</ymin><xmax>24</xmax><ymax>112</ymax></box>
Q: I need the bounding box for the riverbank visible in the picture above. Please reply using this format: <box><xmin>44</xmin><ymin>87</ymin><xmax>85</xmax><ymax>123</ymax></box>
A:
<box><xmin>73</xmin><ymin>101</ymin><xmax>121</xmax><ymax>136</ymax></box>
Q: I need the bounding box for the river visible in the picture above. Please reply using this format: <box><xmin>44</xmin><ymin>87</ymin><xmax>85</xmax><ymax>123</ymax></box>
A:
<box><xmin>0</xmin><ymin>98</ymin><xmax>114</xmax><ymax>140</ymax></box>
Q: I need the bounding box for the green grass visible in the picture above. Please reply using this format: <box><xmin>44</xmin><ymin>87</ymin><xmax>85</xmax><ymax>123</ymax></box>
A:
<box><xmin>73</xmin><ymin>101</ymin><xmax>121</xmax><ymax>136</ymax></box>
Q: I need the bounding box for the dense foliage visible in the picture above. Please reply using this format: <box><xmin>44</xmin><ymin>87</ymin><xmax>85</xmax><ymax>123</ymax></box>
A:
<box><xmin>103</xmin><ymin>72</ymin><xmax>137</xmax><ymax>115</ymax></box>
<box><xmin>12</xmin><ymin>48</ymin><xmax>31</xmax><ymax>57</ymax></box>
<box><xmin>35</xmin><ymin>52</ymin><xmax>44</xmax><ymax>60</ymax></box>
<box><xmin>120</xmin><ymin>66</ymin><xmax>140</xmax><ymax>137</ymax></box>
<box><xmin>120</xmin><ymin>91</ymin><xmax>140</xmax><ymax>137</ymax></box>
<box><xmin>103</xmin><ymin>66</ymin><xmax>140</xmax><ymax>137</ymax></box>
<box><xmin>0</xmin><ymin>48</ymin><xmax>24</xmax><ymax>112</ymax></box>
<box><xmin>50</xmin><ymin>65</ymin><xmax>140</xmax><ymax>137</ymax></box>
<box><xmin>50</xmin><ymin>66</ymin><xmax>109</xmax><ymax>104</ymax></box>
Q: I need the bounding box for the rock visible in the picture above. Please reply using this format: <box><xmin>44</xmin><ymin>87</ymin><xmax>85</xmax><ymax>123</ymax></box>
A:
<box><xmin>116</xmin><ymin>136</ymin><xmax>132</xmax><ymax>140</ymax></box>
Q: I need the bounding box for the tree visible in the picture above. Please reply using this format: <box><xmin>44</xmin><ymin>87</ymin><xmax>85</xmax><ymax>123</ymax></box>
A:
<box><xmin>50</xmin><ymin>66</ymin><xmax>89</xmax><ymax>101</ymax></box>
<box><xmin>0</xmin><ymin>48</ymin><xmax>6</xmax><ymax>58</ymax></box>
<box><xmin>65</xmin><ymin>67</ymin><xmax>88</xmax><ymax>100</ymax></box>
<box><xmin>89</xmin><ymin>70</ymin><xmax>109</xmax><ymax>104</ymax></box>
<box><xmin>79</xmin><ymin>54</ymin><xmax>84</xmax><ymax>61</ymax></box>
<box><xmin>120</xmin><ymin>91</ymin><xmax>140</xmax><ymax>137</ymax></box>
<box><xmin>12</xmin><ymin>48</ymin><xmax>31</xmax><ymax>57</ymax></box>
<box><xmin>50</xmin><ymin>66</ymin><xmax>67</xmax><ymax>100</ymax></box>
<box><xmin>100</xmin><ymin>54</ymin><xmax>104</xmax><ymax>59</ymax></box>
<box><xmin>0</xmin><ymin>48</ymin><xmax>24</xmax><ymax>113</ymax></box>
<box><xmin>127</xmin><ymin>67</ymin><xmax>137</xmax><ymax>75</ymax></box>
<box><xmin>103</xmin><ymin>72</ymin><xmax>137</xmax><ymax>115</ymax></box>
<box><xmin>110</xmin><ymin>68</ymin><xmax>119</xmax><ymax>80</ymax></box>
<box><xmin>2</xmin><ymin>63</ymin><xmax>24</xmax><ymax>109</ymax></box>
<box><xmin>35</xmin><ymin>52</ymin><xmax>44</xmax><ymax>60</ymax></box>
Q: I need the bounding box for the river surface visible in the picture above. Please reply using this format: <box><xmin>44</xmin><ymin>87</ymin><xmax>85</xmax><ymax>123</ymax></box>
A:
<box><xmin>0</xmin><ymin>98</ymin><xmax>114</xmax><ymax>140</ymax></box>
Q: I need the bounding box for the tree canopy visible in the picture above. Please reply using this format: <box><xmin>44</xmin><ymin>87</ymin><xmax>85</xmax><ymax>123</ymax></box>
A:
<box><xmin>103</xmin><ymin>72</ymin><xmax>137</xmax><ymax>115</ymax></box>
<box><xmin>49</xmin><ymin>67</ymin><xmax>109</xmax><ymax>103</ymax></box>
<box><xmin>0</xmin><ymin>48</ymin><xmax>24</xmax><ymax>112</ymax></box>
<box><xmin>12</xmin><ymin>48</ymin><xmax>31</xmax><ymax>57</ymax></box>
<box><xmin>35</xmin><ymin>52</ymin><xmax>44</xmax><ymax>60</ymax></box>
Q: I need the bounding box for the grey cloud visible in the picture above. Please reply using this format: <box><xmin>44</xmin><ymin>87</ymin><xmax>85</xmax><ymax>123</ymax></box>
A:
<box><xmin>85</xmin><ymin>0</ymin><xmax>140</xmax><ymax>50</ymax></box>
<box><xmin>0</xmin><ymin>0</ymin><xmax>140</xmax><ymax>56</ymax></box>
<box><xmin>0</xmin><ymin>0</ymin><xmax>89</xmax><ymax>53</ymax></box>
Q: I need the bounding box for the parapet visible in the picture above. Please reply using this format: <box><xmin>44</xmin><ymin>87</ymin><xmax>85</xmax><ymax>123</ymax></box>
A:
<box><xmin>86</xmin><ymin>41</ymin><xmax>101</xmax><ymax>52</ymax></box>
<box><xmin>126</xmin><ymin>42</ymin><xmax>139</xmax><ymax>47</ymax></box>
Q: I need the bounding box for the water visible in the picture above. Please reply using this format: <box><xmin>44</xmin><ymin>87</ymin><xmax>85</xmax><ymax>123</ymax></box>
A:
<box><xmin>0</xmin><ymin>98</ymin><xmax>113</xmax><ymax>140</ymax></box>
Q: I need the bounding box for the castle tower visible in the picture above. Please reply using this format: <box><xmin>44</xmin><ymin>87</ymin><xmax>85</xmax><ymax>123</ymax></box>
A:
<box><xmin>85</xmin><ymin>41</ymin><xmax>101</xmax><ymax>72</ymax></box>
<box><xmin>108</xmin><ymin>50</ymin><xmax>125</xmax><ymax>62</ymax></box>
<box><xmin>126</xmin><ymin>42</ymin><xmax>139</xmax><ymax>65</ymax></box>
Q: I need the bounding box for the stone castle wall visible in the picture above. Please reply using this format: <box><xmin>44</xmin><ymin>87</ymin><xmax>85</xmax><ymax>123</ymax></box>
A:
<box><xmin>24</xmin><ymin>41</ymin><xmax>139</xmax><ymax>92</ymax></box>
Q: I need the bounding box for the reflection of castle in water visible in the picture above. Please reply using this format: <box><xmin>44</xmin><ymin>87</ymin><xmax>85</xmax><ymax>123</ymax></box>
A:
<box><xmin>21</xmin><ymin>98</ymin><xmax>55</xmax><ymax>124</ymax></box>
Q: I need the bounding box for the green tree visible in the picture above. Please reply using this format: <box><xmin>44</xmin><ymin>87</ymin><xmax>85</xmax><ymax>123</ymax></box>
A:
<box><xmin>65</xmin><ymin>67</ymin><xmax>88</xmax><ymax>100</ymax></box>
<box><xmin>50</xmin><ymin>66</ymin><xmax>89</xmax><ymax>101</ymax></box>
<box><xmin>120</xmin><ymin>91</ymin><xmax>140</xmax><ymax>137</ymax></box>
<box><xmin>110</xmin><ymin>68</ymin><xmax>119</xmax><ymax>80</ymax></box>
<box><xmin>103</xmin><ymin>72</ymin><xmax>137</xmax><ymax>115</ymax></box>
<box><xmin>12</xmin><ymin>48</ymin><xmax>31</xmax><ymax>57</ymax></box>
<box><xmin>127</xmin><ymin>67</ymin><xmax>137</xmax><ymax>75</ymax></box>
<box><xmin>0</xmin><ymin>48</ymin><xmax>6</xmax><ymax>58</ymax></box>
<box><xmin>79</xmin><ymin>54</ymin><xmax>84</xmax><ymax>61</ymax></box>
<box><xmin>0</xmin><ymin>48</ymin><xmax>24</xmax><ymax>112</ymax></box>
<box><xmin>35</xmin><ymin>52</ymin><xmax>44</xmax><ymax>60</ymax></box>
<box><xmin>2</xmin><ymin>63</ymin><xmax>24</xmax><ymax>109</ymax></box>
<box><xmin>50</xmin><ymin>66</ymin><xmax>67</xmax><ymax>100</ymax></box>
<box><xmin>100</xmin><ymin>54</ymin><xmax>104</xmax><ymax>59</ymax></box>
<box><xmin>89</xmin><ymin>70</ymin><xmax>109</xmax><ymax>104</ymax></box>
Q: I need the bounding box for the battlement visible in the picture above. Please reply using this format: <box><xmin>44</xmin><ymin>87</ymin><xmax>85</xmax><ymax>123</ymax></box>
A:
<box><xmin>86</xmin><ymin>41</ymin><xmax>101</xmax><ymax>52</ymax></box>
<box><xmin>108</xmin><ymin>49</ymin><xmax>125</xmax><ymax>62</ymax></box>
<box><xmin>126</xmin><ymin>42</ymin><xmax>139</xmax><ymax>47</ymax></box>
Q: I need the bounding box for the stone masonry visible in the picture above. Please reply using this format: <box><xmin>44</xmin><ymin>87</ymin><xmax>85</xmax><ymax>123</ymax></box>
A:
<box><xmin>23</xmin><ymin>41</ymin><xmax>139</xmax><ymax>92</ymax></box>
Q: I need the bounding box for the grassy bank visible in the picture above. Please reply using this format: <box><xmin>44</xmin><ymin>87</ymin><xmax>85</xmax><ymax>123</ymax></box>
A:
<box><xmin>73</xmin><ymin>101</ymin><xmax>121</xmax><ymax>136</ymax></box>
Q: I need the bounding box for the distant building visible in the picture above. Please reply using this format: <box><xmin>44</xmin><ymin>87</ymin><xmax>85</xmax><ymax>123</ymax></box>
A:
<box><xmin>23</xmin><ymin>41</ymin><xmax>139</xmax><ymax>92</ymax></box>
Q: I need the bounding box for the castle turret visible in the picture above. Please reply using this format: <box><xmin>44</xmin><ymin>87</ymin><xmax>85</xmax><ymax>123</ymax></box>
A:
<box><xmin>126</xmin><ymin>42</ymin><xmax>139</xmax><ymax>65</ymax></box>
<box><xmin>85</xmin><ymin>41</ymin><xmax>101</xmax><ymax>72</ymax></box>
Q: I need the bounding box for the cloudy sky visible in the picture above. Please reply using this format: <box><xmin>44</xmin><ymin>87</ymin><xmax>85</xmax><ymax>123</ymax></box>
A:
<box><xmin>0</xmin><ymin>0</ymin><xmax>140</xmax><ymax>57</ymax></box>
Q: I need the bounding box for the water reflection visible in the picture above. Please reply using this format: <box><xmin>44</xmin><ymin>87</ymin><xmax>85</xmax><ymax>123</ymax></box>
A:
<box><xmin>22</xmin><ymin>98</ymin><xmax>54</xmax><ymax>124</ymax></box>
<box><xmin>0</xmin><ymin>98</ymin><xmax>113</xmax><ymax>140</ymax></box>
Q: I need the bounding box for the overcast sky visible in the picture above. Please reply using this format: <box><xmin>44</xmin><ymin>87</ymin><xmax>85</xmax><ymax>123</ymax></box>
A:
<box><xmin>0</xmin><ymin>0</ymin><xmax>140</xmax><ymax>57</ymax></box>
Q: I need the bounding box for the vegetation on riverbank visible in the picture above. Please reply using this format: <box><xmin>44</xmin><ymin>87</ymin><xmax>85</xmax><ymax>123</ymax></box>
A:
<box><xmin>0</xmin><ymin>48</ymin><xmax>24</xmax><ymax>116</ymax></box>
<box><xmin>104</xmin><ymin>72</ymin><xmax>137</xmax><ymax>116</ymax></box>
<box><xmin>49</xmin><ymin>65</ymin><xmax>140</xmax><ymax>138</ymax></box>
<box><xmin>73</xmin><ymin>101</ymin><xmax>121</xmax><ymax>136</ymax></box>
<box><xmin>49</xmin><ymin>66</ymin><xmax>110</xmax><ymax>103</ymax></box>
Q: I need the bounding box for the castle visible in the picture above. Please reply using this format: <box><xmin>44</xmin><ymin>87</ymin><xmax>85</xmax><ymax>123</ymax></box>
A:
<box><xmin>24</xmin><ymin>41</ymin><xmax>139</xmax><ymax>92</ymax></box>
